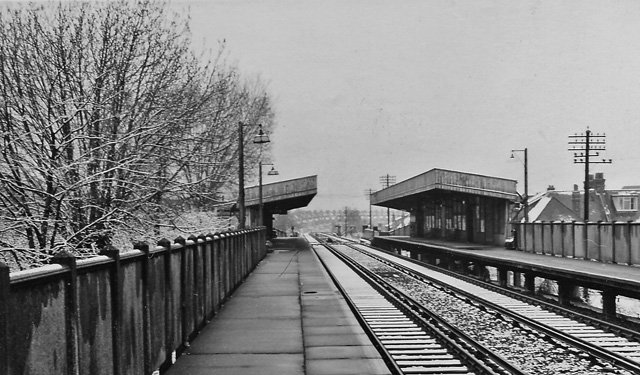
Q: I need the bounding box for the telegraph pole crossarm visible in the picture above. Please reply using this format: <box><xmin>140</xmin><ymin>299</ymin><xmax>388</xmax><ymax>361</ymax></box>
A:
<box><xmin>567</xmin><ymin>129</ymin><xmax>612</xmax><ymax>222</ymax></box>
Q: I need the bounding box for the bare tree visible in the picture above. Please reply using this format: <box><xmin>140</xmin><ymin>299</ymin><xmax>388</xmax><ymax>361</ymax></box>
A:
<box><xmin>0</xmin><ymin>0</ymin><xmax>274</xmax><ymax>268</ymax></box>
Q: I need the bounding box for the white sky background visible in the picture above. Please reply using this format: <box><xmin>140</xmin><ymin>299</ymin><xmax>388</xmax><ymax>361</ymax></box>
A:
<box><xmin>172</xmin><ymin>0</ymin><xmax>640</xmax><ymax>211</ymax></box>
<box><xmin>8</xmin><ymin>0</ymin><xmax>640</xmax><ymax>211</ymax></box>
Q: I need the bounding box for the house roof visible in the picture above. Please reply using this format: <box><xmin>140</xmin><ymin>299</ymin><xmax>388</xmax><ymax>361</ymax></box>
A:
<box><xmin>519</xmin><ymin>188</ymin><xmax>640</xmax><ymax>222</ymax></box>
<box><xmin>521</xmin><ymin>195</ymin><xmax>581</xmax><ymax>222</ymax></box>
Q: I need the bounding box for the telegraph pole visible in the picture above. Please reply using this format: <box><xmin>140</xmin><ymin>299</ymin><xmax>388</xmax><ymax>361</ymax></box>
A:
<box><xmin>364</xmin><ymin>189</ymin><xmax>375</xmax><ymax>229</ymax></box>
<box><xmin>510</xmin><ymin>148</ymin><xmax>529</xmax><ymax>222</ymax></box>
<box><xmin>379</xmin><ymin>174</ymin><xmax>396</xmax><ymax>231</ymax></box>
<box><xmin>568</xmin><ymin>129</ymin><xmax>612</xmax><ymax>221</ymax></box>
<box><xmin>237</xmin><ymin>122</ymin><xmax>246</xmax><ymax>229</ymax></box>
<box><xmin>344</xmin><ymin>206</ymin><xmax>348</xmax><ymax>236</ymax></box>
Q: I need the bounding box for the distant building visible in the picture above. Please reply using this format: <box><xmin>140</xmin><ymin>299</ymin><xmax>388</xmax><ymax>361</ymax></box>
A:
<box><xmin>515</xmin><ymin>172</ymin><xmax>640</xmax><ymax>222</ymax></box>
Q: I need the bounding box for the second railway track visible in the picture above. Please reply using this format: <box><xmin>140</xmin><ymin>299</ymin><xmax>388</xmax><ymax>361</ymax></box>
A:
<box><xmin>310</xmin><ymin>233</ymin><xmax>640</xmax><ymax>375</ymax></box>
<box><xmin>309</xmin><ymin>234</ymin><xmax>525</xmax><ymax>375</ymax></box>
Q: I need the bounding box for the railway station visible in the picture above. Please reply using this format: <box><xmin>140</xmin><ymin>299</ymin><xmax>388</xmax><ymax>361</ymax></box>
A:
<box><xmin>5</xmin><ymin>1</ymin><xmax>640</xmax><ymax>374</ymax></box>
<box><xmin>370</xmin><ymin>168</ymin><xmax>518</xmax><ymax>246</ymax></box>
<box><xmin>4</xmin><ymin>168</ymin><xmax>640</xmax><ymax>374</ymax></box>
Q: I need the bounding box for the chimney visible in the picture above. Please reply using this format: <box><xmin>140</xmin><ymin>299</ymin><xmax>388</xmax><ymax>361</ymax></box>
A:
<box><xmin>572</xmin><ymin>184</ymin><xmax>581</xmax><ymax>215</ymax></box>
<box><xmin>547</xmin><ymin>185</ymin><xmax>555</xmax><ymax>191</ymax></box>
<box><xmin>593</xmin><ymin>172</ymin><xmax>606</xmax><ymax>193</ymax></box>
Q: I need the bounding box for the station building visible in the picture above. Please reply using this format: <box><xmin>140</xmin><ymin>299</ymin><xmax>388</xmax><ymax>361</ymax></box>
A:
<box><xmin>371</xmin><ymin>169</ymin><xmax>518</xmax><ymax>246</ymax></box>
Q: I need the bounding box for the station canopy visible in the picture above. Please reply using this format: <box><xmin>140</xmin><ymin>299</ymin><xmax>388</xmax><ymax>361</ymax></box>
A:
<box><xmin>371</xmin><ymin>168</ymin><xmax>518</xmax><ymax>210</ymax></box>
<box><xmin>245</xmin><ymin>175</ymin><xmax>317</xmax><ymax>214</ymax></box>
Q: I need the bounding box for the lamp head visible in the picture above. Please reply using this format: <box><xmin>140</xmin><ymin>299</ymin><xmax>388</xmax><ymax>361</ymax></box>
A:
<box><xmin>267</xmin><ymin>166</ymin><xmax>279</xmax><ymax>176</ymax></box>
<box><xmin>253</xmin><ymin>124</ymin><xmax>270</xmax><ymax>144</ymax></box>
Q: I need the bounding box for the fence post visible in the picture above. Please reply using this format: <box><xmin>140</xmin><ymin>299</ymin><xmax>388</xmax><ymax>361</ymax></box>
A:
<box><xmin>174</xmin><ymin>236</ymin><xmax>189</xmax><ymax>348</ymax></box>
<box><xmin>203</xmin><ymin>234</ymin><xmax>213</xmax><ymax>320</ymax></box>
<box><xmin>571</xmin><ymin>221</ymin><xmax>576</xmax><ymax>258</ymax></box>
<box><xmin>220</xmin><ymin>233</ymin><xmax>228</xmax><ymax>300</ymax></box>
<box><xmin>157</xmin><ymin>238</ymin><xmax>174</xmax><ymax>373</ymax></box>
<box><xmin>597</xmin><ymin>221</ymin><xmax>602</xmax><ymax>261</ymax></box>
<box><xmin>550</xmin><ymin>221</ymin><xmax>555</xmax><ymax>256</ymax></box>
<box><xmin>584</xmin><ymin>221</ymin><xmax>589</xmax><ymax>260</ymax></box>
<box><xmin>100</xmin><ymin>246</ymin><xmax>123</xmax><ymax>375</ymax></box>
<box><xmin>522</xmin><ymin>222</ymin><xmax>527</xmax><ymax>251</ymax></box>
<box><xmin>211</xmin><ymin>233</ymin><xmax>220</xmax><ymax>312</ymax></box>
<box><xmin>628</xmin><ymin>221</ymin><xmax>633</xmax><ymax>265</ymax></box>
<box><xmin>189</xmin><ymin>234</ymin><xmax>202</xmax><ymax>331</ymax></box>
<box><xmin>611</xmin><ymin>221</ymin><xmax>616</xmax><ymax>264</ymax></box>
<box><xmin>540</xmin><ymin>221</ymin><xmax>545</xmax><ymax>254</ymax></box>
<box><xmin>531</xmin><ymin>222</ymin><xmax>536</xmax><ymax>253</ymax></box>
<box><xmin>133</xmin><ymin>242</ymin><xmax>152</xmax><ymax>375</ymax></box>
<box><xmin>0</xmin><ymin>261</ymin><xmax>10</xmax><ymax>375</ymax></box>
<box><xmin>52</xmin><ymin>250</ymin><xmax>80</xmax><ymax>375</ymax></box>
<box><xmin>560</xmin><ymin>221</ymin><xmax>565</xmax><ymax>257</ymax></box>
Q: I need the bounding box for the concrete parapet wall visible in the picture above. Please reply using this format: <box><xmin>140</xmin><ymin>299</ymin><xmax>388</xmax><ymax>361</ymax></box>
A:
<box><xmin>0</xmin><ymin>228</ymin><xmax>267</xmax><ymax>375</ymax></box>
<box><xmin>515</xmin><ymin>221</ymin><xmax>640</xmax><ymax>266</ymax></box>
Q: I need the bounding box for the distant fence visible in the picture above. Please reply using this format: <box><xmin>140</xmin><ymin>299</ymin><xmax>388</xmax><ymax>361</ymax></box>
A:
<box><xmin>0</xmin><ymin>228</ymin><xmax>267</xmax><ymax>375</ymax></box>
<box><xmin>513</xmin><ymin>221</ymin><xmax>640</xmax><ymax>266</ymax></box>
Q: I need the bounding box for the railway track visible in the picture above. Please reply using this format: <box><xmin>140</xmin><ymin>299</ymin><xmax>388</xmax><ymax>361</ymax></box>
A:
<box><xmin>307</xmin><ymin>234</ymin><xmax>525</xmax><ymax>375</ymax></box>
<box><xmin>315</xmin><ymin>234</ymin><xmax>640</xmax><ymax>375</ymax></box>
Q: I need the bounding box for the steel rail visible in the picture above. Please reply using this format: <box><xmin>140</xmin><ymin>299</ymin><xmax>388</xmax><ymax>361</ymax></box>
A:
<box><xmin>314</xmin><ymin>236</ymin><xmax>527</xmax><ymax>375</ymax></box>
<box><xmin>341</xmin><ymin>239</ymin><xmax>640</xmax><ymax>374</ymax></box>
<box><xmin>349</xmin><ymin>238</ymin><xmax>640</xmax><ymax>341</ymax></box>
<box><xmin>309</xmin><ymin>242</ymin><xmax>404</xmax><ymax>375</ymax></box>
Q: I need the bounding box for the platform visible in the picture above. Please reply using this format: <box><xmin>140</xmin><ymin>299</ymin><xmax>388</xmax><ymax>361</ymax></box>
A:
<box><xmin>164</xmin><ymin>237</ymin><xmax>390</xmax><ymax>375</ymax></box>
<box><xmin>373</xmin><ymin>236</ymin><xmax>640</xmax><ymax>299</ymax></box>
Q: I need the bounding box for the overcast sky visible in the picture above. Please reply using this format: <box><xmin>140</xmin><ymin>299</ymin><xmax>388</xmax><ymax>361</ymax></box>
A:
<box><xmin>175</xmin><ymin>0</ymin><xmax>640</xmax><ymax>211</ymax></box>
<box><xmin>14</xmin><ymin>0</ymin><xmax>640</xmax><ymax>211</ymax></box>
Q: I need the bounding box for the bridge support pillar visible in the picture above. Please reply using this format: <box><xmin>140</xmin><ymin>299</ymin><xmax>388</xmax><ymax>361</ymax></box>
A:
<box><xmin>460</xmin><ymin>261</ymin><xmax>471</xmax><ymax>276</ymax></box>
<box><xmin>558</xmin><ymin>280</ymin><xmax>577</xmax><ymax>307</ymax></box>
<box><xmin>524</xmin><ymin>274</ymin><xmax>536</xmax><ymax>293</ymax></box>
<box><xmin>602</xmin><ymin>290</ymin><xmax>617</xmax><ymax>318</ymax></box>
<box><xmin>424</xmin><ymin>255</ymin><xmax>436</xmax><ymax>265</ymax></box>
<box><xmin>497</xmin><ymin>268</ymin><xmax>508</xmax><ymax>287</ymax></box>
<box><xmin>513</xmin><ymin>272</ymin><xmax>522</xmax><ymax>288</ymax></box>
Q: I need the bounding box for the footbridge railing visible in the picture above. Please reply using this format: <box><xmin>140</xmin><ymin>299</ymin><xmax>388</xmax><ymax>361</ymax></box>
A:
<box><xmin>0</xmin><ymin>228</ymin><xmax>267</xmax><ymax>375</ymax></box>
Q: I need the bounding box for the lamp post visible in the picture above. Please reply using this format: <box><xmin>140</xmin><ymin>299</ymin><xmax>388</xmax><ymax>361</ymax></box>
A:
<box><xmin>510</xmin><ymin>148</ymin><xmax>528</xmax><ymax>222</ymax></box>
<box><xmin>364</xmin><ymin>189</ymin><xmax>375</xmax><ymax>229</ymax></box>
<box><xmin>238</xmin><ymin>122</ymin><xmax>270</xmax><ymax>229</ymax></box>
<box><xmin>379</xmin><ymin>174</ymin><xmax>396</xmax><ymax>231</ymax></box>
<box><xmin>258</xmin><ymin>162</ymin><xmax>278</xmax><ymax>226</ymax></box>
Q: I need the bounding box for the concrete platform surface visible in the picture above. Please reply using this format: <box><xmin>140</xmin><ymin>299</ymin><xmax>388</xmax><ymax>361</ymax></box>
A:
<box><xmin>383</xmin><ymin>236</ymin><xmax>640</xmax><ymax>285</ymax></box>
<box><xmin>164</xmin><ymin>237</ymin><xmax>391</xmax><ymax>375</ymax></box>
